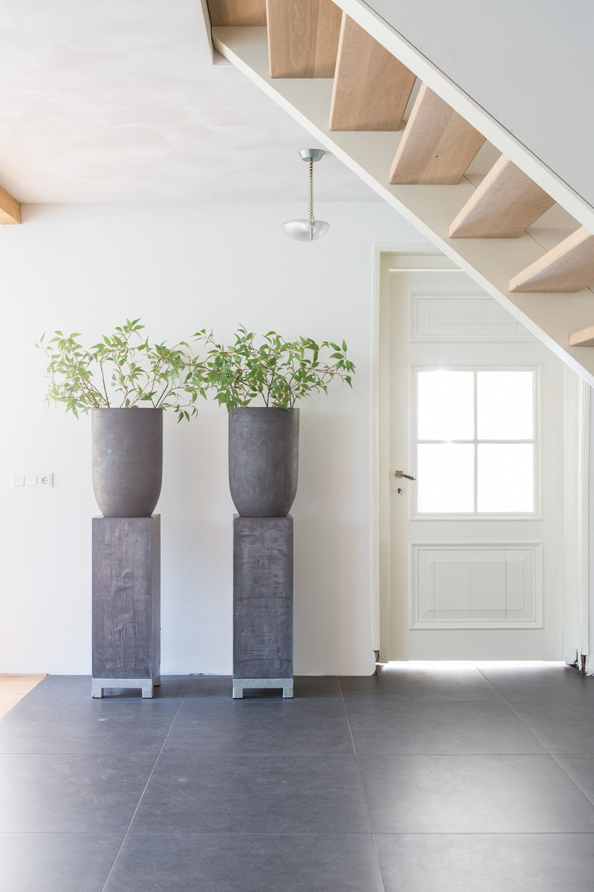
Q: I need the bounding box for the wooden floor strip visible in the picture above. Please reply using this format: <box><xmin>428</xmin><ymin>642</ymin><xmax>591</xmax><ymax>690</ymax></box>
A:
<box><xmin>0</xmin><ymin>674</ymin><xmax>46</xmax><ymax>719</ymax></box>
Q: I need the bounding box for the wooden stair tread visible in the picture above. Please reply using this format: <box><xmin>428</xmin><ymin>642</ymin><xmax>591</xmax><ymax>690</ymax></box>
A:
<box><xmin>267</xmin><ymin>0</ymin><xmax>342</xmax><ymax>78</ymax></box>
<box><xmin>329</xmin><ymin>14</ymin><xmax>415</xmax><ymax>131</ymax></box>
<box><xmin>212</xmin><ymin>25</ymin><xmax>594</xmax><ymax>386</ymax></box>
<box><xmin>510</xmin><ymin>226</ymin><xmax>594</xmax><ymax>292</ymax></box>
<box><xmin>449</xmin><ymin>155</ymin><xmax>555</xmax><ymax>238</ymax></box>
<box><xmin>0</xmin><ymin>185</ymin><xmax>21</xmax><ymax>225</ymax></box>
<box><xmin>389</xmin><ymin>84</ymin><xmax>485</xmax><ymax>184</ymax></box>
<box><xmin>569</xmin><ymin>325</ymin><xmax>594</xmax><ymax>346</ymax></box>
<box><xmin>206</xmin><ymin>0</ymin><xmax>267</xmax><ymax>26</ymax></box>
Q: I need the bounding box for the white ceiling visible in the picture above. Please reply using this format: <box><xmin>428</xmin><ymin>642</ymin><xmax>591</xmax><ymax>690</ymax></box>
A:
<box><xmin>0</xmin><ymin>0</ymin><xmax>378</xmax><ymax>203</ymax></box>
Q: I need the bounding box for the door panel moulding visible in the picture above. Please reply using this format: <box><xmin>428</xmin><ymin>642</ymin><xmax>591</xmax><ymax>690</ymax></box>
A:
<box><xmin>212</xmin><ymin>26</ymin><xmax>594</xmax><ymax>387</ymax></box>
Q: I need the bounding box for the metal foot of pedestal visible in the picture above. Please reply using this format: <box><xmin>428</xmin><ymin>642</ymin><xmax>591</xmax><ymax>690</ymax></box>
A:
<box><xmin>92</xmin><ymin>677</ymin><xmax>158</xmax><ymax>699</ymax></box>
<box><xmin>233</xmin><ymin>677</ymin><xmax>294</xmax><ymax>699</ymax></box>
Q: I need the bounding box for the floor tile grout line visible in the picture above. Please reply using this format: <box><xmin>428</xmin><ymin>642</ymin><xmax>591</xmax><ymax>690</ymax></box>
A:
<box><xmin>474</xmin><ymin>666</ymin><xmax>594</xmax><ymax>811</ymax></box>
<box><xmin>338</xmin><ymin>676</ymin><xmax>388</xmax><ymax>892</ymax></box>
<box><xmin>100</xmin><ymin>695</ymin><xmax>185</xmax><ymax>892</ymax></box>
<box><xmin>549</xmin><ymin>751</ymin><xmax>594</xmax><ymax>811</ymax></box>
<box><xmin>5</xmin><ymin>828</ymin><xmax>594</xmax><ymax>838</ymax></box>
<box><xmin>341</xmin><ymin>667</ymin><xmax>562</xmax><ymax>758</ymax></box>
<box><xmin>368</xmin><ymin>830</ymin><xmax>594</xmax><ymax>837</ymax></box>
<box><xmin>475</xmin><ymin>666</ymin><xmax>551</xmax><ymax>751</ymax></box>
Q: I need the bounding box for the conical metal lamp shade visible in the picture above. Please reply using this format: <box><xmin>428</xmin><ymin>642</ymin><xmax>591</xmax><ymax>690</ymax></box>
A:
<box><xmin>283</xmin><ymin>149</ymin><xmax>329</xmax><ymax>242</ymax></box>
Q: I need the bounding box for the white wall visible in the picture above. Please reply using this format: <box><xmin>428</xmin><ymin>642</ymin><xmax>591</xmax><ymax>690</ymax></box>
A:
<box><xmin>369</xmin><ymin>0</ymin><xmax>594</xmax><ymax>208</ymax></box>
<box><xmin>0</xmin><ymin>201</ymin><xmax>426</xmax><ymax>676</ymax></box>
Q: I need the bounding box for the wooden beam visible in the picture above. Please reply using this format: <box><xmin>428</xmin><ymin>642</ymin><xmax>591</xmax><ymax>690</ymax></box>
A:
<box><xmin>509</xmin><ymin>227</ymin><xmax>594</xmax><ymax>293</ymax></box>
<box><xmin>449</xmin><ymin>155</ymin><xmax>555</xmax><ymax>238</ymax></box>
<box><xmin>389</xmin><ymin>84</ymin><xmax>485</xmax><ymax>184</ymax></box>
<box><xmin>569</xmin><ymin>325</ymin><xmax>594</xmax><ymax>347</ymax></box>
<box><xmin>207</xmin><ymin>0</ymin><xmax>266</xmax><ymax>26</ymax></box>
<box><xmin>329</xmin><ymin>14</ymin><xmax>415</xmax><ymax>131</ymax></box>
<box><xmin>267</xmin><ymin>0</ymin><xmax>342</xmax><ymax>78</ymax></box>
<box><xmin>0</xmin><ymin>185</ymin><xmax>21</xmax><ymax>225</ymax></box>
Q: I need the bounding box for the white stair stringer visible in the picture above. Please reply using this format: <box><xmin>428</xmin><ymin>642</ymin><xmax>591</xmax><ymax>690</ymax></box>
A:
<box><xmin>213</xmin><ymin>25</ymin><xmax>594</xmax><ymax>387</ymax></box>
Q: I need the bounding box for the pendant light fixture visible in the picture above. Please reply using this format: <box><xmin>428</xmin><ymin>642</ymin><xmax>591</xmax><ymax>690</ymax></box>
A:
<box><xmin>282</xmin><ymin>148</ymin><xmax>330</xmax><ymax>242</ymax></box>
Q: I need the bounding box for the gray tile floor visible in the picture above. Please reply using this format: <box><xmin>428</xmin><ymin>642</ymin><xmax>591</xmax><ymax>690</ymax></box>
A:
<box><xmin>1</xmin><ymin>665</ymin><xmax>594</xmax><ymax>890</ymax></box>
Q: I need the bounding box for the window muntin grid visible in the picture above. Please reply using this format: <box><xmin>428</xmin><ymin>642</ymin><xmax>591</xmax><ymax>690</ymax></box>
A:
<box><xmin>415</xmin><ymin>368</ymin><xmax>537</xmax><ymax>516</ymax></box>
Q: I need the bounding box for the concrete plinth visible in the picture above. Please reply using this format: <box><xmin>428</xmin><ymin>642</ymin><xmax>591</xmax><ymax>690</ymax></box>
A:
<box><xmin>92</xmin><ymin>516</ymin><xmax>160</xmax><ymax>698</ymax></box>
<box><xmin>233</xmin><ymin>515</ymin><xmax>293</xmax><ymax>698</ymax></box>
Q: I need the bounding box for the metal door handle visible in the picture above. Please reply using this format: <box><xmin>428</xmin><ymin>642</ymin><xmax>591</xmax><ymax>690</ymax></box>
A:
<box><xmin>394</xmin><ymin>470</ymin><xmax>416</xmax><ymax>481</ymax></box>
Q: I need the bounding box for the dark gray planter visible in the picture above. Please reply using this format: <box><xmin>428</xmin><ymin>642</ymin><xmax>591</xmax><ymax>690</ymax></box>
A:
<box><xmin>229</xmin><ymin>407</ymin><xmax>299</xmax><ymax>517</ymax></box>
<box><xmin>92</xmin><ymin>408</ymin><xmax>163</xmax><ymax>517</ymax></box>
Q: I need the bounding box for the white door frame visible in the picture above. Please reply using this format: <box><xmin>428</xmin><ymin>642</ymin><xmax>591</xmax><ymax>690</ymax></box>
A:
<box><xmin>563</xmin><ymin>374</ymin><xmax>591</xmax><ymax>670</ymax></box>
<box><xmin>370</xmin><ymin>242</ymin><xmax>590</xmax><ymax>665</ymax></box>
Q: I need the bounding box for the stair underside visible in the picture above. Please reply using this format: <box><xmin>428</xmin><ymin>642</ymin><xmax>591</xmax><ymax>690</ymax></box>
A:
<box><xmin>212</xmin><ymin>25</ymin><xmax>594</xmax><ymax>385</ymax></box>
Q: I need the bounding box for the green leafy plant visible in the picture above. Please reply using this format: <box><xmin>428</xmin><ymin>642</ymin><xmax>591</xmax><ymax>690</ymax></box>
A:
<box><xmin>194</xmin><ymin>325</ymin><xmax>355</xmax><ymax>411</ymax></box>
<box><xmin>37</xmin><ymin>318</ymin><xmax>208</xmax><ymax>420</ymax></box>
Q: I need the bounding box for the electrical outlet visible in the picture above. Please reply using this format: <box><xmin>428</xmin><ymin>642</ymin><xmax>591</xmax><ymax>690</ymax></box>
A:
<box><xmin>11</xmin><ymin>473</ymin><xmax>54</xmax><ymax>488</ymax></box>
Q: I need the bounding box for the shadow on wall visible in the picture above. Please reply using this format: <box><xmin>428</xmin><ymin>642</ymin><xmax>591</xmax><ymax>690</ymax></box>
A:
<box><xmin>297</xmin><ymin>411</ymin><xmax>356</xmax><ymax>512</ymax></box>
<box><xmin>293</xmin><ymin>412</ymin><xmax>369</xmax><ymax>673</ymax></box>
<box><xmin>294</xmin><ymin>521</ymin><xmax>365</xmax><ymax>674</ymax></box>
<box><xmin>100</xmin><ymin>406</ymin><xmax>369</xmax><ymax>675</ymax></box>
<box><xmin>158</xmin><ymin>410</ymin><xmax>234</xmax><ymax>673</ymax></box>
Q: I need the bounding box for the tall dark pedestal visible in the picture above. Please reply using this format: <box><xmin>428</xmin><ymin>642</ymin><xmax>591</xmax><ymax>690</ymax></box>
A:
<box><xmin>92</xmin><ymin>515</ymin><xmax>161</xmax><ymax>699</ymax></box>
<box><xmin>233</xmin><ymin>515</ymin><xmax>293</xmax><ymax>699</ymax></box>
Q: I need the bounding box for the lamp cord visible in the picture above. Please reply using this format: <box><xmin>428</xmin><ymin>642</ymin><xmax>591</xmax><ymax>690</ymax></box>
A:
<box><xmin>308</xmin><ymin>158</ymin><xmax>314</xmax><ymax>221</ymax></box>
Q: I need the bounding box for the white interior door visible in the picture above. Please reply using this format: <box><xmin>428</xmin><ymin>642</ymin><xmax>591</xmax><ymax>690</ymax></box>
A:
<box><xmin>383</xmin><ymin>266</ymin><xmax>568</xmax><ymax>661</ymax></box>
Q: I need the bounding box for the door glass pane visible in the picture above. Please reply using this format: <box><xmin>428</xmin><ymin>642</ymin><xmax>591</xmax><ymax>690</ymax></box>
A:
<box><xmin>477</xmin><ymin>371</ymin><xmax>534</xmax><ymax>440</ymax></box>
<box><xmin>477</xmin><ymin>444</ymin><xmax>534</xmax><ymax>512</ymax></box>
<box><xmin>417</xmin><ymin>370</ymin><xmax>474</xmax><ymax>441</ymax></box>
<box><xmin>418</xmin><ymin>443</ymin><xmax>474</xmax><ymax>513</ymax></box>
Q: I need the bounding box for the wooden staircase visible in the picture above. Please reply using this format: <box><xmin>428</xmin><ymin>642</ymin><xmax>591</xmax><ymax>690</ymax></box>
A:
<box><xmin>206</xmin><ymin>0</ymin><xmax>594</xmax><ymax>382</ymax></box>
